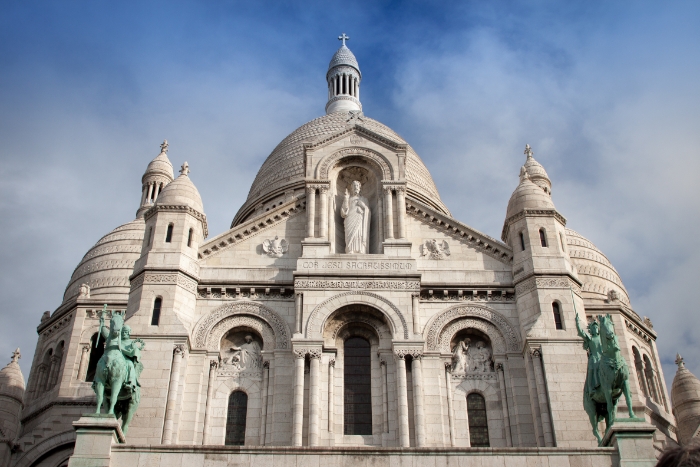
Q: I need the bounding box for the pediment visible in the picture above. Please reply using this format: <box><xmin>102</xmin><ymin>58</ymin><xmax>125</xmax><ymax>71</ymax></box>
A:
<box><xmin>303</xmin><ymin>122</ymin><xmax>408</xmax><ymax>154</ymax></box>
<box><xmin>406</xmin><ymin>197</ymin><xmax>513</xmax><ymax>264</ymax></box>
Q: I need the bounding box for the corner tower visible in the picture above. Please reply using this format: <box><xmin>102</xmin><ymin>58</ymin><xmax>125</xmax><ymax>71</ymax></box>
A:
<box><xmin>325</xmin><ymin>33</ymin><xmax>362</xmax><ymax>114</ymax></box>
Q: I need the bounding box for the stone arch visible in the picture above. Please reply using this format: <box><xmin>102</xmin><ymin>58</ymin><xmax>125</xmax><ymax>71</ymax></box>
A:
<box><xmin>424</xmin><ymin>304</ymin><xmax>521</xmax><ymax>353</ymax></box>
<box><xmin>208</xmin><ymin>315</ymin><xmax>274</xmax><ymax>352</ymax></box>
<box><xmin>335</xmin><ymin>322</ymin><xmax>380</xmax><ymax>348</ymax></box>
<box><xmin>306</xmin><ymin>291</ymin><xmax>409</xmax><ymax>340</ymax></box>
<box><xmin>13</xmin><ymin>431</ymin><xmax>76</xmax><ymax>467</ymax></box>
<box><xmin>322</xmin><ymin>304</ymin><xmax>393</xmax><ymax>348</ymax></box>
<box><xmin>209</xmin><ymin>378</ymin><xmax>262</xmax><ymax>446</ymax></box>
<box><xmin>192</xmin><ymin>301</ymin><xmax>291</xmax><ymax>350</ymax></box>
<box><xmin>317</xmin><ymin>147</ymin><xmax>393</xmax><ymax>180</ymax></box>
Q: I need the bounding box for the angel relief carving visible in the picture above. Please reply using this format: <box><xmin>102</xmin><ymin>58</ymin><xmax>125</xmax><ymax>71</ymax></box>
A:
<box><xmin>450</xmin><ymin>330</ymin><xmax>494</xmax><ymax>375</ymax></box>
<box><xmin>262</xmin><ymin>236</ymin><xmax>289</xmax><ymax>258</ymax></box>
<box><xmin>421</xmin><ymin>239</ymin><xmax>450</xmax><ymax>260</ymax></box>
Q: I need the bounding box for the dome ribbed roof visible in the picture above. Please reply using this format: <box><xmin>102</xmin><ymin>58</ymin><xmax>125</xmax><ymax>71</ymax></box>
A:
<box><xmin>144</xmin><ymin>151</ymin><xmax>174</xmax><ymax>181</ymax></box>
<box><xmin>156</xmin><ymin>170</ymin><xmax>204</xmax><ymax>213</ymax></box>
<box><xmin>505</xmin><ymin>175</ymin><xmax>555</xmax><ymax>219</ymax></box>
<box><xmin>672</xmin><ymin>356</ymin><xmax>700</xmax><ymax>445</ymax></box>
<box><xmin>0</xmin><ymin>350</ymin><xmax>25</xmax><ymax>402</ymax></box>
<box><xmin>63</xmin><ymin>217</ymin><xmax>145</xmax><ymax>303</ymax></box>
<box><xmin>328</xmin><ymin>45</ymin><xmax>360</xmax><ymax>75</ymax></box>
<box><xmin>235</xmin><ymin>112</ymin><xmax>449</xmax><ymax>224</ymax></box>
<box><xmin>565</xmin><ymin>228</ymin><xmax>630</xmax><ymax>304</ymax></box>
<box><xmin>523</xmin><ymin>154</ymin><xmax>551</xmax><ymax>193</ymax></box>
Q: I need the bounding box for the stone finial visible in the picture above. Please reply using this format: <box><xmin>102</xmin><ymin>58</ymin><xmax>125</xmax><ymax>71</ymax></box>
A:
<box><xmin>11</xmin><ymin>348</ymin><xmax>20</xmax><ymax>364</ymax></box>
<box><xmin>676</xmin><ymin>353</ymin><xmax>685</xmax><ymax>370</ymax></box>
<box><xmin>524</xmin><ymin>144</ymin><xmax>533</xmax><ymax>159</ymax></box>
<box><xmin>41</xmin><ymin>311</ymin><xmax>51</xmax><ymax>322</ymax></box>
<box><xmin>160</xmin><ymin>140</ymin><xmax>169</xmax><ymax>153</ymax></box>
<box><xmin>338</xmin><ymin>33</ymin><xmax>350</xmax><ymax>46</ymax></box>
<box><xmin>519</xmin><ymin>165</ymin><xmax>529</xmax><ymax>182</ymax></box>
<box><xmin>179</xmin><ymin>162</ymin><xmax>190</xmax><ymax>176</ymax></box>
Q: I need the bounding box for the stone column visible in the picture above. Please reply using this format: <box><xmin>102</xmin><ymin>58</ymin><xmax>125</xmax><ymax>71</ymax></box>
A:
<box><xmin>383</xmin><ymin>187</ymin><xmax>394</xmax><ymax>240</ymax></box>
<box><xmin>396</xmin><ymin>187</ymin><xmax>407</xmax><ymax>239</ymax></box>
<box><xmin>412</xmin><ymin>355</ymin><xmax>426</xmax><ymax>447</ymax></box>
<box><xmin>259</xmin><ymin>361</ymin><xmax>270</xmax><ymax>445</ymax></box>
<box><xmin>140</xmin><ymin>185</ymin><xmax>147</xmax><ymax>206</ymax></box>
<box><xmin>380</xmin><ymin>360</ymin><xmax>388</xmax><ymax>434</ymax></box>
<box><xmin>47</xmin><ymin>355</ymin><xmax>60</xmax><ymax>388</ymax></box>
<box><xmin>530</xmin><ymin>348</ymin><xmax>554</xmax><ymax>447</ymax></box>
<box><xmin>308</xmin><ymin>351</ymin><xmax>321</xmax><ymax>446</ymax></box>
<box><xmin>147</xmin><ymin>182</ymin><xmax>154</xmax><ymax>202</ymax></box>
<box><xmin>154</xmin><ymin>183</ymin><xmax>161</xmax><ymax>200</ymax></box>
<box><xmin>292</xmin><ymin>350</ymin><xmax>305</xmax><ymax>446</ymax></box>
<box><xmin>411</xmin><ymin>293</ymin><xmax>421</xmax><ymax>336</ymax></box>
<box><xmin>328</xmin><ymin>359</ymin><xmax>335</xmax><ymax>433</ymax></box>
<box><xmin>319</xmin><ymin>186</ymin><xmax>329</xmax><ymax>239</ymax></box>
<box><xmin>202</xmin><ymin>359</ymin><xmax>218</xmax><ymax>445</ymax></box>
<box><xmin>444</xmin><ymin>363</ymin><xmax>455</xmax><ymax>447</ymax></box>
<box><xmin>77</xmin><ymin>344</ymin><xmax>90</xmax><ymax>381</ymax></box>
<box><xmin>306</xmin><ymin>186</ymin><xmax>316</xmax><ymax>238</ymax></box>
<box><xmin>395</xmin><ymin>352</ymin><xmax>410</xmax><ymax>447</ymax></box>
<box><xmin>294</xmin><ymin>292</ymin><xmax>303</xmax><ymax>335</ymax></box>
<box><xmin>162</xmin><ymin>344</ymin><xmax>185</xmax><ymax>444</ymax></box>
<box><xmin>496</xmin><ymin>363</ymin><xmax>512</xmax><ymax>447</ymax></box>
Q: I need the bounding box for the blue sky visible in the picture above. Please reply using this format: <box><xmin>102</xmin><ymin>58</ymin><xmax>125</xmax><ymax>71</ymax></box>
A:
<box><xmin>1</xmin><ymin>1</ymin><xmax>699</xmax><ymax>393</ymax></box>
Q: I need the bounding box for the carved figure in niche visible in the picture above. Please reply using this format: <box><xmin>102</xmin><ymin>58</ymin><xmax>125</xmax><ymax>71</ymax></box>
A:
<box><xmin>222</xmin><ymin>334</ymin><xmax>262</xmax><ymax>370</ymax></box>
<box><xmin>340</xmin><ymin>180</ymin><xmax>370</xmax><ymax>254</ymax></box>
<box><xmin>451</xmin><ymin>338</ymin><xmax>470</xmax><ymax>373</ymax></box>
<box><xmin>421</xmin><ymin>239</ymin><xmax>450</xmax><ymax>260</ymax></box>
<box><xmin>472</xmin><ymin>341</ymin><xmax>493</xmax><ymax>372</ymax></box>
<box><xmin>262</xmin><ymin>236</ymin><xmax>289</xmax><ymax>258</ymax></box>
<box><xmin>79</xmin><ymin>283</ymin><xmax>91</xmax><ymax>298</ymax></box>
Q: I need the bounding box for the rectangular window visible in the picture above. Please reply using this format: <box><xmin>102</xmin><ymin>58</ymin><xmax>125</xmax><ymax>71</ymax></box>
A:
<box><xmin>151</xmin><ymin>297</ymin><xmax>162</xmax><ymax>325</ymax></box>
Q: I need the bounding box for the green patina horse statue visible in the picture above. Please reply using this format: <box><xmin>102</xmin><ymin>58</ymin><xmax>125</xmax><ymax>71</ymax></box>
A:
<box><xmin>92</xmin><ymin>305</ymin><xmax>144</xmax><ymax>435</ymax></box>
<box><xmin>577</xmin><ymin>313</ymin><xmax>635</xmax><ymax>444</ymax></box>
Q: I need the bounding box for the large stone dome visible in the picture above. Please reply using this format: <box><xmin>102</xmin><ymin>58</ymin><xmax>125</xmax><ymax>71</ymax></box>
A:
<box><xmin>236</xmin><ymin>111</ymin><xmax>449</xmax><ymax>225</ymax></box>
<box><xmin>565</xmin><ymin>228</ymin><xmax>630</xmax><ymax>305</ymax></box>
<box><xmin>63</xmin><ymin>217</ymin><xmax>145</xmax><ymax>303</ymax></box>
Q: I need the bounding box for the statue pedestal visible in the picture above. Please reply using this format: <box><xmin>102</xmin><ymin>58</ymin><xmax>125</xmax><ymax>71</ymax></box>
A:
<box><xmin>601</xmin><ymin>418</ymin><xmax>657</xmax><ymax>467</ymax></box>
<box><xmin>68</xmin><ymin>414</ymin><xmax>125</xmax><ymax>467</ymax></box>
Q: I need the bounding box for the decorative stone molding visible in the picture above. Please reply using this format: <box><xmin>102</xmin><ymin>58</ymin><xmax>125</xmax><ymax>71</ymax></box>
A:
<box><xmin>324</xmin><ymin>311</ymin><xmax>390</xmax><ymax>344</ymax></box>
<box><xmin>197</xmin><ymin>287</ymin><xmax>293</xmax><ymax>301</ymax></box>
<box><xmin>529</xmin><ymin>347</ymin><xmax>542</xmax><ymax>359</ymax></box>
<box><xmin>501</xmin><ymin>209</ymin><xmax>567</xmax><ymax>242</ymax></box>
<box><xmin>192</xmin><ymin>302</ymin><xmax>290</xmax><ymax>350</ymax></box>
<box><xmin>394</xmin><ymin>348</ymin><xmax>423</xmax><ymax>360</ymax></box>
<box><xmin>424</xmin><ymin>305</ymin><xmax>520</xmax><ymax>353</ymax></box>
<box><xmin>294</xmin><ymin>279</ymin><xmax>419</xmax><ymax>291</ymax></box>
<box><xmin>306</xmin><ymin>291</ymin><xmax>410</xmax><ymax>340</ymax></box>
<box><xmin>452</xmin><ymin>373</ymin><xmax>497</xmax><ymax>381</ymax></box>
<box><xmin>317</xmin><ymin>147</ymin><xmax>392</xmax><ymax>180</ymax></box>
<box><xmin>625</xmin><ymin>319</ymin><xmax>653</xmax><ymax>343</ymax></box>
<box><xmin>515</xmin><ymin>276</ymin><xmax>580</xmax><ymax>296</ymax></box>
<box><xmin>440</xmin><ymin>318</ymin><xmax>508</xmax><ymax>355</ymax></box>
<box><xmin>144</xmin><ymin>204</ymin><xmax>208</xmax><ymax>238</ymax></box>
<box><xmin>293</xmin><ymin>348</ymin><xmax>322</xmax><ymax>359</ymax></box>
<box><xmin>174</xmin><ymin>344</ymin><xmax>186</xmax><ymax>356</ymax></box>
<box><xmin>207</xmin><ymin>315</ymin><xmax>276</xmax><ymax>352</ymax></box>
<box><xmin>420</xmin><ymin>290</ymin><xmax>515</xmax><ymax>302</ymax></box>
<box><xmin>199</xmin><ymin>198</ymin><xmax>304</xmax><ymax>260</ymax></box>
<box><xmin>38</xmin><ymin>312</ymin><xmax>74</xmax><ymax>339</ymax></box>
<box><xmin>406</xmin><ymin>199</ymin><xmax>512</xmax><ymax>264</ymax></box>
<box><xmin>131</xmin><ymin>272</ymin><xmax>198</xmax><ymax>293</ymax></box>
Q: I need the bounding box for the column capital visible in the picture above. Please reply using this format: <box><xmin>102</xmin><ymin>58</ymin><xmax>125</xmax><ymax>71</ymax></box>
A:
<box><xmin>174</xmin><ymin>344</ymin><xmax>187</xmax><ymax>356</ymax></box>
<box><xmin>209</xmin><ymin>359</ymin><xmax>219</xmax><ymax>370</ymax></box>
<box><xmin>263</xmin><ymin>360</ymin><xmax>270</xmax><ymax>369</ymax></box>
<box><xmin>329</xmin><ymin>359</ymin><xmax>335</xmax><ymax>367</ymax></box>
<box><xmin>529</xmin><ymin>346</ymin><xmax>542</xmax><ymax>359</ymax></box>
<box><xmin>82</xmin><ymin>344</ymin><xmax>91</xmax><ymax>353</ymax></box>
<box><xmin>394</xmin><ymin>348</ymin><xmax>423</xmax><ymax>360</ymax></box>
<box><xmin>444</xmin><ymin>361</ymin><xmax>453</xmax><ymax>371</ymax></box>
<box><xmin>496</xmin><ymin>362</ymin><xmax>504</xmax><ymax>371</ymax></box>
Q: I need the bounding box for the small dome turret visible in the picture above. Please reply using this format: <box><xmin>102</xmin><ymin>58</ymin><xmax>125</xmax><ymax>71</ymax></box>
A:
<box><xmin>505</xmin><ymin>163</ymin><xmax>555</xmax><ymax>220</ymax></box>
<box><xmin>326</xmin><ymin>34</ymin><xmax>362</xmax><ymax>114</ymax></box>
<box><xmin>522</xmin><ymin>144</ymin><xmax>552</xmax><ymax>194</ymax></box>
<box><xmin>672</xmin><ymin>354</ymin><xmax>700</xmax><ymax>445</ymax></box>
<box><xmin>137</xmin><ymin>140</ymin><xmax>175</xmax><ymax>217</ymax></box>
<box><xmin>0</xmin><ymin>348</ymin><xmax>25</xmax><ymax>402</ymax></box>
<box><xmin>156</xmin><ymin>162</ymin><xmax>204</xmax><ymax>214</ymax></box>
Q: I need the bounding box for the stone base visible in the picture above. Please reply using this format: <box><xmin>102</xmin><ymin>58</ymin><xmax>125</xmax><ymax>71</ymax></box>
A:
<box><xmin>68</xmin><ymin>414</ymin><xmax>125</xmax><ymax>467</ymax></box>
<box><xmin>382</xmin><ymin>240</ymin><xmax>412</xmax><ymax>256</ymax></box>
<box><xmin>301</xmin><ymin>239</ymin><xmax>332</xmax><ymax>256</ymax></box>
<box><xmin>601</xmin><ymin>417</ymin><xmax>657</xmax><ymax>467</ymax></box>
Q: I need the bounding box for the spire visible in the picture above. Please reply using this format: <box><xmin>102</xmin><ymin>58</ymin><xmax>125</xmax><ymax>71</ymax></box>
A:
<box><xmin>136</xmin><ymin>140</ymin><xmax>175</xmax><ymax>217</ymax></box>
<box><xmin>326</xmin><ymin>34</ymin><xmax>362</xmax><ymax>114</ymax></box>
<box><xmin>520</xmin><ymin>144</ymin><xmax>552</xmax><ymax>195</ymax></box>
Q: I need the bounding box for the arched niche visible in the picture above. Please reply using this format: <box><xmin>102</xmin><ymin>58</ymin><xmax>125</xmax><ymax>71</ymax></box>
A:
<box><xmin>329</xmin><ymin>159</ymin><xmax>382</xmax><ymax>254</ymax></box>
<box><xmin>219</xmin><ymin>328</ymin><xmax>264</xmax><ymax>373</ymax></box>
<box><xmin>192</xmin><ymin>302</ymin><xmax>291</xmax><ymax>351</ymax></box>
<box><xmin>450</xmin><ymin>328</ymin><xmax>495</xmax><ymax>373</ymax></box>
<box><xmin>322</xmin><ymin>304</ymin><xmax>392</xmax><ymax>349</ymax></box>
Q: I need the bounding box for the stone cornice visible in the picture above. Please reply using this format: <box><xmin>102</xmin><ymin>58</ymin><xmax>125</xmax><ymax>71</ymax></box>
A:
<box><xmin>199</xmin><ymin>198</ymin><xmax>304</xmax><ymax>261</ymax></box>
<box><xmin>405</xmin><ymin>198</ymin><xmax>513</xmax><ymax>264</ymax></box>
<box><xmin>144</xmin><ymin>204</ymin><xmax>209</xmax><ymax>238</ymax></box>
<box><xmin>20</xmin><ymin>398</ymin><xmax>96</xmax><ymax>424</ymax></box>
<box><xmin>304</xmin><ymin>123</ymin><xmax>407</xmax><ymax>153</ymax></box>
<box><xmin>501</xmin><ymin>209</ymin><xmax>567</xmax><ymax>243</ymax></box>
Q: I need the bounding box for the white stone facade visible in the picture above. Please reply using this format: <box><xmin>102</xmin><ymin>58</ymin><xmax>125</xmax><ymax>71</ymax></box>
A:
<box><xmin>2</xmin><ymin>41</ymin><xmax>678</xmax><ymax>467</ymax></box>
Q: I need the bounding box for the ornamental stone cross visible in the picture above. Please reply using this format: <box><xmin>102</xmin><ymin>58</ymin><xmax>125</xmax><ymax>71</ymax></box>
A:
<box><xmin>676</xmin><ymin>353</ymin><xmax>685</xmax><ymax>369</ymax></box>
<box><xmin>161</xmin><ymin>139</ymin><xmax>169</xmax><ymax>153</ymax></box>
<box><xmin>524</xmin><ymin>144</ymin><xmax>533</xmax><ymax>158</ymax></box>
<box><xmin>180</xmin><ymin>161</ymin><xmax>190</xmax><ymax>176</ymax></box>
<box><xmin>11</xmin><ymin>348</ymin><xmax>20</xmax><ymax>363</ymax></box>
<box><xmin>338</xmin><ymin>33</ymin><xmax>349</xmax><ymax>46</ymax></box>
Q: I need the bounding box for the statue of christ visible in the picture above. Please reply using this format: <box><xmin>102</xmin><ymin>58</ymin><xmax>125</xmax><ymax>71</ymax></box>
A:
<box><xmin>340</xmin><ymin>180</ymin><xmax>370</xmax><ymax>254</ymax></box>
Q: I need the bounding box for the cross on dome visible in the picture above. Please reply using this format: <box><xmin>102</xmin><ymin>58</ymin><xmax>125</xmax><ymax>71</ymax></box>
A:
<box><xmin>338</xmin><ymin>33</ymin><xmax>349</xmax><ymax>46</ymax></box>
<box><xmin>11</xmin><ymin>348</ymin><xmax>20</xmax><ymax>363</ymax></box>
<box><xmin>676</xmin><ymin>353</ymin><xmax>685</xmax><ymax>369</ymax></box>
<box><xmin>524</xmin><ymin>144</ymin><xmax>533</xmax><ymax>159</ymax></box>
<box><xmin>180</xmin><ymin>161</ymin><xmax>190</xmax><ymax>176</ymax></box>
<box><xmin>161</xmin><ymin>140</ymin><xmax>169</xmax><ymax>154</ymax></box>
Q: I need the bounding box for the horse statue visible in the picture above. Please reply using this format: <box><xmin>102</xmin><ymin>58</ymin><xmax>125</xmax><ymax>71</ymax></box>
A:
<box><xmin>92</xmin><ymin>305</ymin><xmax>145</xmax><ymax>435</ymax></box>
<box><xmin>576</xmin><ymin>312</ymin><xmax>635</xmax><ymax>444</ymax></box>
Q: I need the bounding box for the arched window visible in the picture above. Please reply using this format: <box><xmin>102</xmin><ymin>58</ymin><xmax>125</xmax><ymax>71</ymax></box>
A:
<box><xmin>151</xmin><ymin>297</ymin><xmax>162</xmax><ymax>326</ymax></box>
<box><xmin>165</xmin><ymin>224</ymin><xmax>174</xmax><ymax>243</ymax></box>
<box><xmin>632</xmin><ymin>347</ymin><xmax>648</xmax><ymax>397</ymax></box>
<box><xmin>552</xmin><ymin>302</ymin><xmax>563</xmax><ymax>330</ymax></box>
<box><xmin>48</xmin><ymin>341</ymin><xmax>65</xmax><ymax>388</ymax></box>
<box><xmin>519</xmin><ymin>232</ymin><xmax>526</xmax><ymax>251</ymax></box>
<box><xmin>344</xmin><ymin>337</ymin><xmax>372</xmax><ymax>435</ymax></box>
<box><xmin>37</xmin><ymin>348</ymin><xmax>52</xmax><ymax>392</ymax></box>
<box><xmin>146</xmin><ymin>227</ymin><xmax>153</xmax><ymax>247</ymax></box>
<box><xmin>539</xmin><ymin>228</ymin><xmax>547</xmax><ymax>247</ymax></box>
<box><xmin>225</xmin><ymin>391</ymin><xmax>248</xmax><ymax>445</ymax></box>
<box><xmin>187</xmin><ymin>228</ymin><xmax>194</xmax><ymax>247</ymax></box>
<box><xmin>85</xmin><ymin>333</ymin><xmax>105</xmax><ymax>382</ymax></box>
<box><xmin>559</xmin><ymin>232</ymin><xmax>566</xmax><ymax>252</ymax></box>
<box><xmin>467</xmin><ymin>393</ymin><xmax>490</xmax><ymax>447</ymax></box>
<box><xmin>643</xmin><ymin>355</ymin><xmax>660</xmax><ymax>402</ymax></box>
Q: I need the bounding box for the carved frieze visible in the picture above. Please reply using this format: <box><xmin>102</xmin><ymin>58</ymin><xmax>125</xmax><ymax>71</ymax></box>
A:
<box><xmin>294</xmin><ymin>279</ymin><xmax>419</xmax><ymax>291</ymax></box>
<box><xmin>515</xmin><ymin>276</ymin><xmax>579</xmax><ymax>296</ymax></box>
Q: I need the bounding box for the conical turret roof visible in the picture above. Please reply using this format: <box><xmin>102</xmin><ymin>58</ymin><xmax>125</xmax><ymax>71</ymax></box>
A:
<box><xmin>0</xmin><ymin>349</ymin><xmax>25</xmax><ymax>403</ymax></box>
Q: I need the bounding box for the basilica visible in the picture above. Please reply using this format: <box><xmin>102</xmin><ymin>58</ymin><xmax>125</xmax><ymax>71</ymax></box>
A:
<box><xmin>1</xmin><ymin>37</ymin><xmax>699</xmax><ymax>467</ymax></box>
